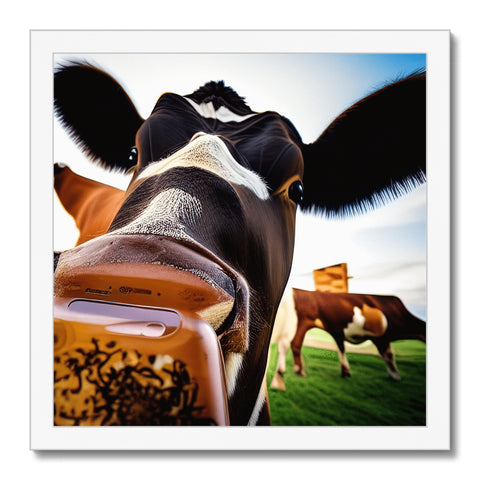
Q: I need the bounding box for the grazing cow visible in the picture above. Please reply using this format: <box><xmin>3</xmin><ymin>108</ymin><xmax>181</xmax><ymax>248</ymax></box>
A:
<box><xmin>271</xmin><ymin>288</ymin><xmax>426</xmax><ymax>389</ymax></box>
<box><xmin>53</xmin><ymin>61</ymin><xmax>425</xmax><ymax>425</ymax></box>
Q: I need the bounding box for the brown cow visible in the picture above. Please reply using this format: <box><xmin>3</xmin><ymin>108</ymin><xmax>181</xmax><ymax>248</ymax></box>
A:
<box><xmin>54</xmin><ymin>62</ymin><xmax>425</xmax><ymax>424</ymax></box>
<box><xmin>271</xmin><ymin>288</ymin><xmax>426</xmax><ymax>389</ymax></box>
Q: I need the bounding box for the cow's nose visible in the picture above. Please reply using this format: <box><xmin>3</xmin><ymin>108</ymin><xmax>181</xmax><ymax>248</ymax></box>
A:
<box><xmin>54</xmin><ymin>234</ymin><xmax>238</xmax><ymax>335</ymax></box>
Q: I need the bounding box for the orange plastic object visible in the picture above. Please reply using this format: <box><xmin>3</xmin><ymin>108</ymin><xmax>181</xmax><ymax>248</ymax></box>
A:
<box><xmin>54</xmin><ymin>298</ymin><xmax>230</xmax><ymax>426</ymax></box>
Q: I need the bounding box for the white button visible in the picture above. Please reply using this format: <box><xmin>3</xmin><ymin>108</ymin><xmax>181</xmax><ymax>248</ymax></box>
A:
<box><xmin>141</xmin><ymin>322</ymin><xmax>166</xmax><ymax>337</ymax></box>
<box><xmin>106</xmin><ymin>321</ymin><xmax>166</xmax><ymax>337</ymax></box>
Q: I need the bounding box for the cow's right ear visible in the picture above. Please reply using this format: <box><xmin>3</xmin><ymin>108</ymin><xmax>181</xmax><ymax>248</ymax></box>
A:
<box><xmin>54</xmin><ymin>61</ymin><xmax>144</xmax><ymax>172</ymax></box>
<box><xmin>300</xmin><ymin>69</ymin><xmax>426</xmax><ymax>217</ymax></box>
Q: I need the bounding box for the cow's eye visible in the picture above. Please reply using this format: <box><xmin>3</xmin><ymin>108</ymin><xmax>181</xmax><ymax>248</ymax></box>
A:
<box><xmin>288</xmin><ymin>180</ymin><xmax>304</xmax><ymax>204</ymax></box>
<box><xmin>128</xmin><ymin>146</ymin><xmax>138</xmax><ymax>163</ymax></box>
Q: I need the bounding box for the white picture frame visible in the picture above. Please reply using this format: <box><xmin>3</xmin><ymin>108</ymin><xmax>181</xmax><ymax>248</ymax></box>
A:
<box><xmin>30</xmin><ymin>29</ymin><xmax>450</xmax><ymax>450</ymax></box>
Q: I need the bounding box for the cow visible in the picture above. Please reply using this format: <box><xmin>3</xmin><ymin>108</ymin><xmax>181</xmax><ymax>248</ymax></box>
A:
<box><xmin>270</xmin><ymin>288</ymin><xmax>426</xmax><ymax>390</ymax></box>
<box><xmin>53</xmin><ymin>61</ymin><xmax>426</xmax><ymax>425</ymax></box>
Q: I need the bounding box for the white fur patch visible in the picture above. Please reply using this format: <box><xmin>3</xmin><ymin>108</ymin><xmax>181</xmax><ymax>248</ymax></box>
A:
<box><xmin>224</xmin><ymin>352</ymin><xmax>244</xmax><ymax>399</ymax></box>
<box><xmin>113</xmin><ymin>187</ymin><xmax>202</xmax><ymax>240</ymax></box>
<box><xmin>343</xmin><ymin>307</ymin><xmax>367</xmax><ymax>343</ymax></box>
<box><xmin>247</xmin><ymin>381</ymin><xmax>266</xmax><ymax>426</ymax></box>
<box><xmin>185</xmin><ymin>98</ymin><xmax>257</xmax><ymax>123</ymax></box>
<box><xmin>344</xmin><ymin>306</ymin><xmax>387</xmax><ymax>344</ymax></box>
<box><xmin>137</xmin><ymin>134</ymin><xmax>269</xmax><ymax>200</ymax></box>
<box><xmin>271</xmin><ymin>288</ymin><xmax>298</xmax><ymax>345</ymax></box>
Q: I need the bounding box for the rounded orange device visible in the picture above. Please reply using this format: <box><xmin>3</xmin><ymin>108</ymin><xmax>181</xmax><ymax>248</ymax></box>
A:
<box><xmin>54</xmin><ymin>236</ymin><xmax>235</xmax><ymax>426</ymax></box>
<box><xmin>54</xmin><ymin>298</ymin><xmax>230</xmax><ymax>426</ymax></box>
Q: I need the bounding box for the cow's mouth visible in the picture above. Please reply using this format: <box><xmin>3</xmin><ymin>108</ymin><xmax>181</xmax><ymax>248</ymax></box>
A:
<box><xmin>54</xmin><ymin>234</ymin><xmax>248</xmax><ymax>353</ymax></box>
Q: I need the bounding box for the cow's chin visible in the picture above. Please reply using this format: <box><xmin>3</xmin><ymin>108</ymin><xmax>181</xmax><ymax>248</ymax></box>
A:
<box><xmin>54</xmin><ymin>233</ymin><xmax>249</xmax><ymax>354</ymax></box>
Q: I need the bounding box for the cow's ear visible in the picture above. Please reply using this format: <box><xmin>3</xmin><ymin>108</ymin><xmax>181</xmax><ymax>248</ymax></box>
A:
<box><xmin>54</xmin><ymin>61</ymin><xmax>144</xmax><ymax>172</ymax></box>
<box><xmin>300</xmin><ymin>69</ymin><xmax>426</xmax><ymax>216</ymax></box>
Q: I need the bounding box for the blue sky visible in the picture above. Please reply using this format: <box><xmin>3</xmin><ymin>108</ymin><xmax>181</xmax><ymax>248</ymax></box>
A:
<box><xmin>53</xmin><ymin>52</ymin><xmax>427</xmax><ymax>318</ymax></box>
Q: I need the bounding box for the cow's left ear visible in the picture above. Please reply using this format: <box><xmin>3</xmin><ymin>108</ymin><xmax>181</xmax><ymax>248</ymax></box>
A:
<box><xmin>300</xmin><ymin>69</ymin><xmax>426</xmax><ymax>216</ymax></box>
<box><xmin>54</xmin><ymin>61</ymin><xmax>144</xmax><ymax>172</ymax></box>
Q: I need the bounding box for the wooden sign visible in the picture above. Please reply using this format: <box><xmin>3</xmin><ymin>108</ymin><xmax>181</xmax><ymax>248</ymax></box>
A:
<box><xmin>313</xmin><ymin>263</ymin><xmax>349</xmax><ymax>292</ymax></box>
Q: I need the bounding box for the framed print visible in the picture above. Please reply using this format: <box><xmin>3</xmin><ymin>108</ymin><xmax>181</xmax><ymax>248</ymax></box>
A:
<box><xmin>30</xmin><ymin>29</ymin><xmax>450</xmax><ymax>450</ymax></box>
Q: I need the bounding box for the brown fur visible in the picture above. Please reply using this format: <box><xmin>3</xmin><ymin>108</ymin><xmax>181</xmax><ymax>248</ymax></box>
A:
<box><xmin>55</xmin><ymin>166</ymin><xmax>125</xmax><ymax>245</ymax></box>
<box><xmin>361</xmin><ymin>304</ymin><xmax>387</xmax><ymax>336</ymax></box>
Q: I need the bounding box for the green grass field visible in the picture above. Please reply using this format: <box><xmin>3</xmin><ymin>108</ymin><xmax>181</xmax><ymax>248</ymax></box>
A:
<box><xmin>266</xmin><ymin>331</ymin><xmax>426</xmax><ymax>426</ymax></box>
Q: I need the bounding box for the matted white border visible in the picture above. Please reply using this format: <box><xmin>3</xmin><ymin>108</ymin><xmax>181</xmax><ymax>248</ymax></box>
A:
<box><xmin>30</xmin><ymin>30</ymin><xmax>450</xmax><ymax>450</ymax></box>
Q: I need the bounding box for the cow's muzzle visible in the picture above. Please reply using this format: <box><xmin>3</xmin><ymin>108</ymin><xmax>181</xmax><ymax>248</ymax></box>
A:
<box><xmin>54</xmin><ymin>234</ymin><xmax>248</xmax><ymax>353</ymax></box>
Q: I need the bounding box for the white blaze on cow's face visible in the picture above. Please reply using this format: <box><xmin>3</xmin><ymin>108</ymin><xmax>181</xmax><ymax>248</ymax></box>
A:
<box><xmin>113</xmin><ymin>187</ymin><xmax>203</xmax><ymax>241</ymax></box>
<box><xmin>184</xmin><ymin>98</ymin><xmax>257</xmax><ymax>123</ymax></box>
<box><xmin>134</xmin><ymin>133</ymin><xmax>269</xmax><ymax>200</ymax></box>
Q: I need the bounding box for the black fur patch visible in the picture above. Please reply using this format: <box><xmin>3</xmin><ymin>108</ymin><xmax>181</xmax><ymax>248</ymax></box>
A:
<box><xmin>185</xmin><ymin>81</ymin><xmax>254</xmax><ymax>116</ymax></box>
